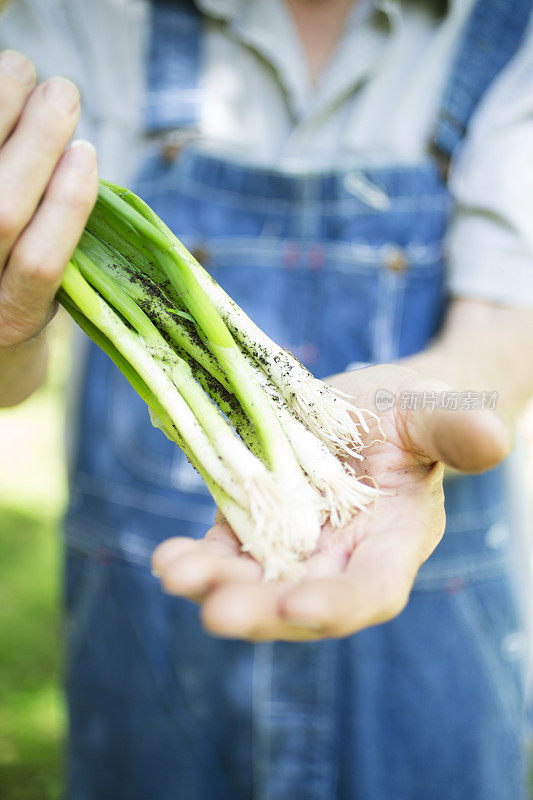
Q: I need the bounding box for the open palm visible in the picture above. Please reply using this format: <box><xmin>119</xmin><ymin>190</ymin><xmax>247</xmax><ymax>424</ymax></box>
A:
<box><xmin>152</xmin><ymin>364</ymin><xmax>510</xmax><ymax>641</ymax></box>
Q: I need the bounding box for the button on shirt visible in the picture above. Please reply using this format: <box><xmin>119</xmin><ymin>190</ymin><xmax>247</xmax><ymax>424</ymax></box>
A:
<box><xmin>1</xmin><ymin>0</ymin><xmax>533</xmax><ymax>307</ymax></box>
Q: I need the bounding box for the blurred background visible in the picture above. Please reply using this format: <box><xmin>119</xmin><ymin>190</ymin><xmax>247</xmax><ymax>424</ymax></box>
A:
<box><xmin>0</xmin><ymin>315</ymin><xmax>532</xmax><ymax>800</ymax></box>
<box><xmin>0</xmin><ymin>313</ymin><xmax>69</xmax><ymax>800</ymax></box>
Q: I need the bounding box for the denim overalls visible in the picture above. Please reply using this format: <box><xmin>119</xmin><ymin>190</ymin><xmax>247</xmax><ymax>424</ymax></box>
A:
<box><xmin>64</xmin><ymin>2</ymin><xmax>531</xmax><ymax>798</ymax></box>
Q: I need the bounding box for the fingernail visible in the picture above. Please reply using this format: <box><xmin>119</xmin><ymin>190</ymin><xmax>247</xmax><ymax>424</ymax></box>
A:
<box><xmin>150</xmin><ymin>568</ymin><xmax>160</xmax><ymax>578</ymax></box>
<box><xmin>65</xmin><ymin>140</ymin><xmax>96</xmax><ymax>174</ymax></box>
<box><xmin>0</xmin><ymin>50</ymin><xmax>36</xmax><ymax>87</ymax></box>
<box><xmin>43</xmin><ymin>76</ymin><xmax>79</xmax><ymax>114</ymax></box>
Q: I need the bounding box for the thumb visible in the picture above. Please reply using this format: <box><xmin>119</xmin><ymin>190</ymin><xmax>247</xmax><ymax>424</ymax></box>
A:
<box><xmin>401</xmin><ymin>380</ymin><xmax>512</xmax><ymax>473</ymax></box>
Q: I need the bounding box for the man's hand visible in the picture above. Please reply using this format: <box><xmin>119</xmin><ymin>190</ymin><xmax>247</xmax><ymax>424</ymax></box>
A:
<box><xmin>152</xmin><ymin>363</ymin><xmax>510</xmax><ymax>641</ymax></box>
<box><xmin>0</xmin><ymin>50</ymin><xmax>97</xmax><ymax>405</ymax></box>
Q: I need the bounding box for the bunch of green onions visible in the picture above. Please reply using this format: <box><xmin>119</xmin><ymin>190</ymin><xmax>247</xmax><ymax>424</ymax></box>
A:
<box><xmin>59</xmin><ymin>180</ymin><xmax>379</xmax><ymax>580</ymax></box>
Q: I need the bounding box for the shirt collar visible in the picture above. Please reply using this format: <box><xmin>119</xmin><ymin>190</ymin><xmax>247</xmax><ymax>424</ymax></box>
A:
<box><xmin>194</xmin><ymin>0</ymin><xmax>450</xmax><ymax>24</ymax></box>
<box><xmin>193</xmin><ymin>0</ymin><xmax>450</xmax><ymax>126</ymax></box>
<box><xmin>193</xmin><ymin>0</ymin><xmax>399</xmax><ymax>119</ymax></box>
<box><xmin>194</xmin><ymin>0</ymin><xmax>242</xmax><ymax>22</ymax></box>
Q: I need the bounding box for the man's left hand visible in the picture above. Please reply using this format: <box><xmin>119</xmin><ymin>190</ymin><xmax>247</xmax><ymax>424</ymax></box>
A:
<box><xmin>151</xmin><ymin>363</ymin><xmax>510</xmax><ymax>641</ymax></box>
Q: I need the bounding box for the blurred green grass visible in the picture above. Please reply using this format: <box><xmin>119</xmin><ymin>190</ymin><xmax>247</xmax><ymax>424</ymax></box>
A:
<box><xmin>0</xmin><ymin>314</ymin><xmax>70</xmax><ymax>800</ymax></box>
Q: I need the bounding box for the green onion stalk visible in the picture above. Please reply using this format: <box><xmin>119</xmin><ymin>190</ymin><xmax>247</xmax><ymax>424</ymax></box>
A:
<box><xmin>59</xmin><ymin>180</ymin><xmax>380</xmax><ymax>580</ymax></box>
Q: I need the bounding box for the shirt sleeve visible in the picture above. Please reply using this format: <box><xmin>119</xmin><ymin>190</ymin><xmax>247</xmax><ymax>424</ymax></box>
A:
<box><xmin>446</xmin><ymin>20</ymin><xmax>533</xmax><ymax>308</ymax></box>
<box><xmin>0</xmin><ymin>0</ymin><xmax>97</xmax><ymax>142</ymax></box>
<box><xmin>0</xmin><ymin>0</ymin><xmax>147</xmax><ymax>183</ymax></box>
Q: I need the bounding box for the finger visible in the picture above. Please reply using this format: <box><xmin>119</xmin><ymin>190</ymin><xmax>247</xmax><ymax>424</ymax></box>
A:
<box><xmin>0</xmin><ymin>140</ymin><xmax>98</xmax><ymax>346</ymax></box>
<box><xmin>400</xmin><ymin>379</ymin><xmax>511</xmax><ymax>472</ymax></box>
<box><xmin>0</xmin><ymin>50</ymin><xmax>37</xmax><ymax>143</ymax></box>
<box><xmin>153</xmin><ymin>526</ymin><xmax>262</xmax><ymax>599</ymax></box>
<box><xmin>159</xmin><ymin>549</ymin><xmax>262</xmax><ymax>599</ymax></box>
<box><xmin>201</xmin><ymin>582</ymin><xmax>322</xmax><ymax>641</ymax></box>
<box><xmin>425</xmin><ymin>407</ymin><xmax>510</xmax><ymax>472</ymax></box>
<box><xmin>280</xmin><ymin>569</ymin><xmax>411</xmax><ymax>638</ymax></box>
<box><xmin>203</xmin><ymin>518</ymin><xmax>242</xmax><ymax>552</ymax></box>
<box><xmin>159</xmin><ymin>538</ymin><xmax>343</xmax><ymax>604</ymax></box>
<box><xmin>302</xmin><ymin>550</ymin><xmax>348</xmax><ymax>578</ymax></box>
<box><xmin>152</xmin><ymin>523</ymin><xmax>242</xmax><ymax>577</ymax></box>
<box><xmin>152</xmin><ymin>536</ymin><xmax>202</xmax><ymax>575</ymax></box>
<box><xmin>151</xmin><ymin>527</ymin><xmax>242</xmax><ymax>578</ymax></box>
<box><xmin>0</xmin><ymin>76</ymin><xmax>80</xmax><ymax>266</ymax></box>
<box><xmin>280</xmin><ymin>533</ymin><xmax>420</xmax><ymax>637</ymax></box>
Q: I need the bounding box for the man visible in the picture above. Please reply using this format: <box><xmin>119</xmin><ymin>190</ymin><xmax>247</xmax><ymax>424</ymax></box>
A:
<box><xmin>0</xmin><ymin>0</ymin><xmax>532</xmax><ymax>797</ymax></box>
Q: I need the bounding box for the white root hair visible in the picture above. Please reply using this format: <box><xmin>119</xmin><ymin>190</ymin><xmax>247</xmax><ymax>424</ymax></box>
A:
<box><xmin>290</xmin><ymin>382</ymin><xmax>370</xmax><ymax>458</ymax></box>
<box><xmin>238</xmin><ymin>355</ymin><xmax>382</xmax><ymax>527</ymax></box>
<box><xmin>149</xmin><ymin>409</ymin><xmax>320</xmax><ymax>580</ymax></box>
<box><xmin>180</xmin><ymin>243</ymin><xmax>385</xmax><ymax>461</ymax></box>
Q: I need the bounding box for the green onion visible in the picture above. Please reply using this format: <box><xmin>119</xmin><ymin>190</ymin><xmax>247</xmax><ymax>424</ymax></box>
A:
<box><xmin>103</xmin><ymin>181</ymin><xmax>375</xmax><ymax>456</ymax></box>
<box><xmin>59</xmin><ymin>180</ymin><xmax>380</xmax><ymax>580</ymax></box>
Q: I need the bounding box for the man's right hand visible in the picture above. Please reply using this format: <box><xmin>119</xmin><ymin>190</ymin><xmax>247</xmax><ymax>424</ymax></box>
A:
<box><xmin>0</xmin><ymin>49</ymin><xmax>97</xmax><ymax>349</ymax></box>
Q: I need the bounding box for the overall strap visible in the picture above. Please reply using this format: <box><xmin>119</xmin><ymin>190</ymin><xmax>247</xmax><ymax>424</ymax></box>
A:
<box><xmin>434</xmin><ymin>0</ymin><xmax>533</xmax><ymax>160</ymax></box>
<box><xmin>144</xmin><ymin>0</ymin><xmax>203</xmax><ymax>134</ymax></box>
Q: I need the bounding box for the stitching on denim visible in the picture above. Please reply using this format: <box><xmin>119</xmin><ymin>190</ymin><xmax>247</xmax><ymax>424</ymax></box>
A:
<box><xmin>66</xmin><ymin>522</ymin><xmax>153</xmax><ymax>565</ymax></box>
<box><xmin>137</xmin><ymin>172</ymin><xmax>450</xmax><ymax>215</ymax></box>
<box><xmin>300</xmin><ymin>176</ymin><xmax>325</xmax><ymax>362</ymax></box>
<box><xmin>66</xmin><ymin>515</ymin><xmax>155</xmax><ymax>550</ymax></box>
<box><xmin>314</xmin><ymin>644</ymin><xmax>339</xmax><ymax>795</ymax></box>
<box><xmin>388</xmin><ymin>272</ymin><xmax>404</xmax><ymax>362</ymax></box>
<box><xmin>266</xmin><ymin>703</ymin><xmax>332</xmax><ymax>718</ymax></box>
<box><xmin>117</xmin><ymin>594</ymin><xmax>236</xmax><ymax>793</ymax></box>
<box><xmin>451</xmin><ymin>585</ymin><xmax>525</xmax><ymax>744</ymax></box>
<box><xmin>183</xmin><ymin>236</ymin><xmax>444</xmax><ymax>269</ymax></box>
<box><xmin>206</xmin><ymin>237</ymin><xmax>444</xmax><ymax>257</ymax></box>
<box><xmin>64</xmin><ymin>517</ymin><xmax>513</xmax><ymax>580</ymax></box>
<box><xmin>65</xmin><ymin>558</ymin><xmax>107</xmax><ymax>663</ymax></box>
<box><xmin>252</xmin><ymin>642</ymin><xmax>338</xmax><ymax>798</ymax></box>
<box><xmin>371</xmin><ymin>269</ymin><xmax>405</xmax><ymax>363</ymax></box>
<box><xmin>70</xmin><ymin>473</ymin><xmax>215</xmax><ymax>522</ymax></box>
<box><xmin>252</xmin><ymin>643</ymin><xmax>274</xmax><ymax>800</ymax></box>
<box><xmin>444</xmin><ymin>503</ymin><xmax>505</xmax><ymax>532</ymax></box>
<box><xmin>137</xmin><ymin>151</ymin><xmax>443</xmax><ymax>180</ymax></box>
<box><xmin>414</xmin><ymin>555</ymin><xmax>511</xmax><ymax>591</ymax></box>
<box><xmin>109</xmin><ymin>579</ymin><xmax>234</xmax><ymax>796</ymax></box>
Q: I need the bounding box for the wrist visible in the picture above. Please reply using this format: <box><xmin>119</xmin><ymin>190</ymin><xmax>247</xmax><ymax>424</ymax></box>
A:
<box><xmin>400</xmin><ymin>299</ymin><xmax>533</xmax><ymax>426</ymax></box>
<box><xmin>0</xmin><ymin>333</ymin><xmax>48</xmax><ymax>407</ymax></box>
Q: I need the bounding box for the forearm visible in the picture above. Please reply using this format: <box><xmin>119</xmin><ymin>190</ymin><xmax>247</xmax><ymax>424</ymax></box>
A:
<box><xmin>0</xmin><ymin>334</ymin><xmax>48</xmax><ymax>407</ymax></box>
<box><xmin>402</xmin><ymin>298</ymin><xmax>533</xmax><ymax>425</ymax></box>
